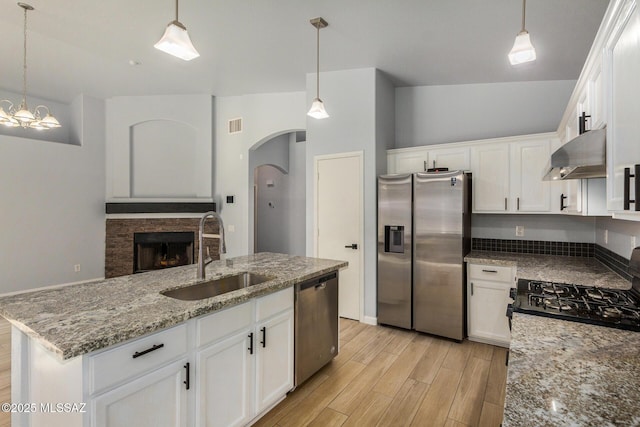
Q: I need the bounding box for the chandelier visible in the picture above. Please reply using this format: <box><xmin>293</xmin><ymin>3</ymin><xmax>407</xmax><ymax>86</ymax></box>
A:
<box><xmin>0</xmin><ymin>3</ymin><xmax>61</xmax><ymax>130</ymax></box>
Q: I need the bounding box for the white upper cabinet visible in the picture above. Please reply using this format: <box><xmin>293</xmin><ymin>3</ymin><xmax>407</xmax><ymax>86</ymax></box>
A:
<box><xmin>387</xmin><ymin>144</ymin><xmax>470</xmax><ymax>174</ymax></box>
<box><xmin>606</xmin><ymin>0</ymin><xmax>640</xmax><ymax>218</ymax></box>
<box><xmin>470</xmin><ymin>135</ymin><xmax>554</xmax><ymax>214</ymax></box>
<box><xmin>388</xmin><ymin>149</ymin><xmax>428</xmax><ymax>174</ymax></box>
<box><xmin>510</xmin><ymin>139</ymin><xmax>551</xmax><ymax>212</ymax></box>
<box><xmin>427</xmin><ymin>146</ymin><xmax>471</xmax><ymax>171</ymax></box>
<box><xmin>471</xmin><ymin>143</ymin><xmax>510</xmax><ymax>212</ymax></box>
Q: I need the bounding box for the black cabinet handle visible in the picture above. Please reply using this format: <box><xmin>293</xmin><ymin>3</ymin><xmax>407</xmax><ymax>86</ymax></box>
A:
<box><xmin>260</xmin><ymin>327</ymin><xmax>266</xmax><ymax>348</ymax></box>
<box><xmin>345</xmin><ymin>243</ymin><xmax>358</xmax><ymax>249</ymax></box>
<box><xmin>517</xmin><ymin>197</ymin><xmax>520</xmax><ymax>211</ymax></box>
<box><xmin>132</xmin><ymin>343</ymin><xmax>164</xmax><ymax>359</ymax></box>
<box><xmin>470</xmin><ymin>282</ymin><xmax>474</xmax><ymax>296</ymax></box>
<box><xmin>560</xmin><ymin>193</ymin><xmax>567</xmax><ymax>211</ymax></box>
<box><xmin>624</xmin><ymin>165</ymin><xmax>640</xmax><ymax>211</ymax></box>
<box><xmin>183</xmin><ymin>362</ymin><xmax>190</xmax><ymax>390</ymax></box>
<box><xmin>578</xmin><ymin>112</ymin><xmax>591</xmax><ymax>135</ymax></box>
<box><xmin>482</xmin><ymin>269</ymin><xmax>498</xmax><ymax>273</ymax></box>
<box><xmin>248</xmin><ymin>332</ymin><xmax>254</xmax><ymax>355</ymax></box>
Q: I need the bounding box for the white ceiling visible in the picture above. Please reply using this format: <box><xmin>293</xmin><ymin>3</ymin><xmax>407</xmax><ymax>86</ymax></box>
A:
<box><xmin>0</xmin><ymin>0</ymin><xmax>609</xmax><ymax>104</ymax></box>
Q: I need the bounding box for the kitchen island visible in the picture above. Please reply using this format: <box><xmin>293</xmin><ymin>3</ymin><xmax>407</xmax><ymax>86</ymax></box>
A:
<box><xmin>0</xmin><ymin>252</ymin><xmax>347</xmax><ymax>427</ymax></box>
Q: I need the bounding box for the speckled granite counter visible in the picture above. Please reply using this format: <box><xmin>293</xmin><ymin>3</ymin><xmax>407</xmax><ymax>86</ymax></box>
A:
<box><xmin>0</xmin><ymin>253</ymin><xmax>347</xmax><ymax>360</ymax></box>
<box><xmin>504</xmin><ymin>313</ymin><xmax>640</xmax><ymax>426</ymax></box>
<box><xmin>465</xmin><ymin>251</ymin><xmax>630</xmax><ymax>290</ymax></box>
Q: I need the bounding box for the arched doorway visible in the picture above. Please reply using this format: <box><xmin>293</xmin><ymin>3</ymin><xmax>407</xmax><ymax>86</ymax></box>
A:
<box><xmin>248</xmin><ymin>131</ymin><xmax>306</xmax><ymax>254</ymax></box>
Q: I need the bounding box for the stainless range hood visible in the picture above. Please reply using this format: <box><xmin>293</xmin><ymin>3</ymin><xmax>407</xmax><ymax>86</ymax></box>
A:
<box><xmin>543</xmin><ymin>127</ymin><xmax>606</xmax><ymax>181</ymax></box>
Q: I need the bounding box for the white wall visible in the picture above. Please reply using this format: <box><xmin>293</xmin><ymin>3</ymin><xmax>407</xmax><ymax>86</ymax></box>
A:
<box><xmin>255</xmin><ymin>165</ymin><xmax>289</xmax><ymax>253</ymax></box>
<box><xmin>288</xmin><ymin>136</ymin><xmax>307</xmax><ymax>256</ymax></box>
<box><xmin>472</xmin><ymin>214</ymin><xmax>596</xmax><ymax>242</ymax></box>
<box><xmin>213</xmin><ymin>92</ymin><xmax>306</xmax><ymax>256</ymax></box>
<box><xmin>395</xmin><ymin>80</ymin><xmax>576</xmax><ymax>148</ymax></box>
<box><xmin>0</xmin><ymin>95</ymin><xmax>106</xmax><ymax>294</ymax></box>
<box><xmin>596</xmin><ymin>217</ymin><xmax>640</xmax><ymax>259</ymax></box>
<box><xmin>105</xmin><ymin>95</ymin><xmax>213</xmax><ymax>201</ymax></box>
<box><xmin>305</xmin><ymin>68</ymin><xmax>395</xmax><ymax>320</ymax></box>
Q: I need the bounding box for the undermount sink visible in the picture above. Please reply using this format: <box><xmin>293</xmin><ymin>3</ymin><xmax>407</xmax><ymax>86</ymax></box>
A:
<box><xmin>161</xmin><ymin>272</ymin><xmax>274</xmax><ymax>301</ymax></box>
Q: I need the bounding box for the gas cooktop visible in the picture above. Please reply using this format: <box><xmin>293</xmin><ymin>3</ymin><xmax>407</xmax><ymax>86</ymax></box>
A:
<box><xmin>513</xmin><ymin>279</ymin><xmax>640</xmax><ymax>331</ymax></box>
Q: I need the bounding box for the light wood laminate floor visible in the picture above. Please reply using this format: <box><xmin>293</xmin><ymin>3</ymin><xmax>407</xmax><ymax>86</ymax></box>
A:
<box><xmin>0</xmin><ymin>318</ymin><xmax>507</xmax><ymax>427</ymax></box>
<box><xmin>255</xmin><ymin>319</ymin><xmax>507</xmax><ymax>427</ymax></box>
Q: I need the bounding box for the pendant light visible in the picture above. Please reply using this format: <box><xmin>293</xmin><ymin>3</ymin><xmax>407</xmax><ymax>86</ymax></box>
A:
<box><xmin>154</xmin><ymin>0</ymin><xmax>200</xmax><ymax>61</ymax></box>
<box><xmin>508</xmin><ymin>0</ymin><xmax>536</xmax><ymax>65</ymax></box>
<box><xmin>0</xmin><ymin>3</ymin><xmax>60</xmax><ymax>130</ymax></box>
<box><xmin>307</xmin><ymin>17</ymin><xmax>329</xmax><ymax>119</ymax></box>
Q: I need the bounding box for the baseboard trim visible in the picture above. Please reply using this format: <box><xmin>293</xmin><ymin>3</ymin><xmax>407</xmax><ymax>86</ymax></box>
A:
<box><xmin>362</xmin><ymin>316</ymin><xmax>378</xmax><ymax>326</ymax></box>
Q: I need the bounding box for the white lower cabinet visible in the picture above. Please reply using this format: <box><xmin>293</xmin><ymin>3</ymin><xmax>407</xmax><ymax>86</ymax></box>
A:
<box><xmin>196</xmin><ymin>328</ymin><xmax>253</xmax><ymax>427</ymax></box>
<box><xmin>12</xmin><ymin>285</ymin><xmax>302</xmax><ymax>427</ymax></box>
<box><xmin>194</xmin><ymin>288</ymin><xmax>294</xmax><ymax>427</ymax></box>
<box><xmin>255</xmin><ymin>310</ymin><xmax>294</xmax><ymax>414</ymax></box>
<box><xmin>467</xmin><ymin>264</ymin><xmax>515</xmax><ymax>348</ymax></box>
<box><xmin>92</xmin><ymin>359</ymin><xmax>189</xmax><ymax>427</ymax></box>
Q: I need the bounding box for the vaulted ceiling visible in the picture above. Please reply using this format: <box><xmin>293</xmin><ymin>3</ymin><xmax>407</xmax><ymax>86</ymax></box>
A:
<box><xmin>0</xmin><ymin>0</ymin><xmax>609</xmax><ymax>103</ymax></box>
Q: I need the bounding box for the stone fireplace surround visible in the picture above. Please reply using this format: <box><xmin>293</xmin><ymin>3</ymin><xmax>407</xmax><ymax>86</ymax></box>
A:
<box><xmin>105</xmin><ymin>217</ymin><xmax>220</xmax><ymax>278</ymax></box>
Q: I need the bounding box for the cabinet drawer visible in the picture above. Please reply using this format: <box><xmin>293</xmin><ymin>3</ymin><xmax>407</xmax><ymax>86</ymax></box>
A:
<box><xmin>197</xmin><ymin>301</ymin><xmax>253</xmax><ymax>348</ymax></box>
<box><xmin>468</xmin><ymin>264</ymin><xmax>513</xmax><ymax>283</ymax></box>
<box><xmin>89</xmin><ymin>323</ymin><xmax>188</xmax><ymax>395</ymax></box>
<box><xmin>256</xmin><ymin>287</ymin><xmax>293</xmax><ymax>322</ymax></box>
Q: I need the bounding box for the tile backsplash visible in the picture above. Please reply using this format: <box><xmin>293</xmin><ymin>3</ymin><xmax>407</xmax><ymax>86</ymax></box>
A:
<box><xmin>471</xmin><ymin>238</ymin><xmax>632</xmax><ymax>282</ymax></box>
<box><xmin>471</xmin><ymin>238</ymin><xmax>594</xmax><ymax>257</ymax></box>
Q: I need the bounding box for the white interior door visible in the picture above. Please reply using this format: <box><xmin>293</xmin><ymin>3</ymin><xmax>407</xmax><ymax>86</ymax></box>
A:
<box><xmin>315</xmin><ymin>152</ymin><xmax>362</xmax><ymax>321</ymax></box>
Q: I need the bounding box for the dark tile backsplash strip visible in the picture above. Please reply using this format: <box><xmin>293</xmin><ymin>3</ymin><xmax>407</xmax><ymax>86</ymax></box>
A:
<box><xmin>471</xmin><ymin>238</ymin><xmax>595</xmax><ymax>257</ymax></box>
<box><xmin>595</xmin><ymin>244</ymin><xmax>633</xmax><ymax>281</ymax></box>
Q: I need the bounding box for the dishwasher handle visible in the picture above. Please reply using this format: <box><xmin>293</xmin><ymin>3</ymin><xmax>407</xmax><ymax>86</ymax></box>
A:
<box><xmin>297</xmin><ymin>272</ymin><xmax>337</xmax><ymax>291</ymax></box>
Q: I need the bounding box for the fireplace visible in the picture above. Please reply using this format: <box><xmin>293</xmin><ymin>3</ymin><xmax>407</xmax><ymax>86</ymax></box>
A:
<box><xmin>105</xmin><ymin>217</ymin><xmax>219</xmax><ymax>278</ymax></box>
<box><xmin>133</xmin><ymin>232</ymin><xmax>195</xmax><ymax>273</ymax></box>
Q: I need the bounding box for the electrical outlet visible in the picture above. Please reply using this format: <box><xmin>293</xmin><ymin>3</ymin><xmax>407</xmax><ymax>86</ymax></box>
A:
<box><xmin>74</xmin><ymin>264</ymin><xmax>81</xmax><ymax>273</ymax></box>
<box><xmin>604</xmin><ymin>229</ymin><xmax>608</xmax><ymax>244</ymax></box>
<box><xmin>516</xmin><ymin>226</ymin><xmax>524</xmax><ymax>237</ymax></box>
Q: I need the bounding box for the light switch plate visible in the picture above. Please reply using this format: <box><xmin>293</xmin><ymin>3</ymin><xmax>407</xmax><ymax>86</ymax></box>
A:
<box><xmin>515</xmin><ymin>226</ymin><xmax>524</xmax><ymax>237</ymax></box>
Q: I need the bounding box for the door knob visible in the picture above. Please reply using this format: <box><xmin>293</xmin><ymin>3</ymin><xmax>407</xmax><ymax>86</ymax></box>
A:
<box><xmin>344</xmin><ymin>243</ymin><xmax>358</xmax><ymax>249</ymax></box>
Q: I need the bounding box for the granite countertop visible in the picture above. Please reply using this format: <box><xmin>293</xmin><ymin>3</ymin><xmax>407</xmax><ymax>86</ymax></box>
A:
<box><xmin>504</xmin><ymin>313</ymin><xmax>640</xmax><ymax>426</ymax></box>
<box><xmin>0</xmin><ymin>252</ymin><xmax>347</xmax><ymax>361</ymax></box>
<box><xmin>464</xmin><ymin>251</ymin><xmax>630</xmax><ymax>290</ymax></box>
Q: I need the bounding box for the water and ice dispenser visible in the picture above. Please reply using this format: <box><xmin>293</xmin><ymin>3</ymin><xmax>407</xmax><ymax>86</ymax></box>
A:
<box><xmin>384</xmin><ymin>225</ymin><xmax>405</xmax><ymax>253</ymax></box>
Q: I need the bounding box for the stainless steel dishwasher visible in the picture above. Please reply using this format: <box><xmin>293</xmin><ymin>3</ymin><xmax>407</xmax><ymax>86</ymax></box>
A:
<box><xmin>294</xmin><ymin>271</ymin><xmax>339</xmax><ymax>387</ymax></box>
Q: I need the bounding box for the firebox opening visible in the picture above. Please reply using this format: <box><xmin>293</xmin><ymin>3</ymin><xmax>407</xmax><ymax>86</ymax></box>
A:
<box><xmin>134</xmin><ymin>232</ymin><xmax>194</xmax><ymax>273</ymax></box>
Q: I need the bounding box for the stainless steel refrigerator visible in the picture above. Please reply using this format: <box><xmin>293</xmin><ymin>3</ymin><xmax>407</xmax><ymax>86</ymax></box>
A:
<box><xmin>377</xmin><ymin>171</ymin><xmax>471</xmax><ymax>341</ymax></box>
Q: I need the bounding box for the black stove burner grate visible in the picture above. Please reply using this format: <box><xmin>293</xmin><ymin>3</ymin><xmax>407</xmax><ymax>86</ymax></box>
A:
<box><xmin>514</xmin><ymin>279</ymin><xmax>640</xmax><ymax>332</ymax></box>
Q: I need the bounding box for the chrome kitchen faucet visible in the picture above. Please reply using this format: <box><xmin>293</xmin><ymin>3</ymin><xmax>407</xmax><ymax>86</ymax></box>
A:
<box><xmin>197</xmin><ymin>211</ymin><xmax>226</xmax><ymax>280</ymax></box>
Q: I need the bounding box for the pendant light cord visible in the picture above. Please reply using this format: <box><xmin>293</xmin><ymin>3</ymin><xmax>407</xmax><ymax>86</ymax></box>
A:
<box><xmin>317</xmin><ymin>25</ymin><xmax>321</xmax><ymax>98</ymax></box>
<box><xmin>521</xmin><ymin>0</ymin><xmax>527</xmax><ymax>32</ymax></box>
<box><xmin>175</xmin><ymin>0</ymin><xmax>179</xmax><ymax>21</ymax></box>
<box><xmin>22</xmin><ymin>5</ymin><xmax>28</xmax><ymax>109</ymax></box>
